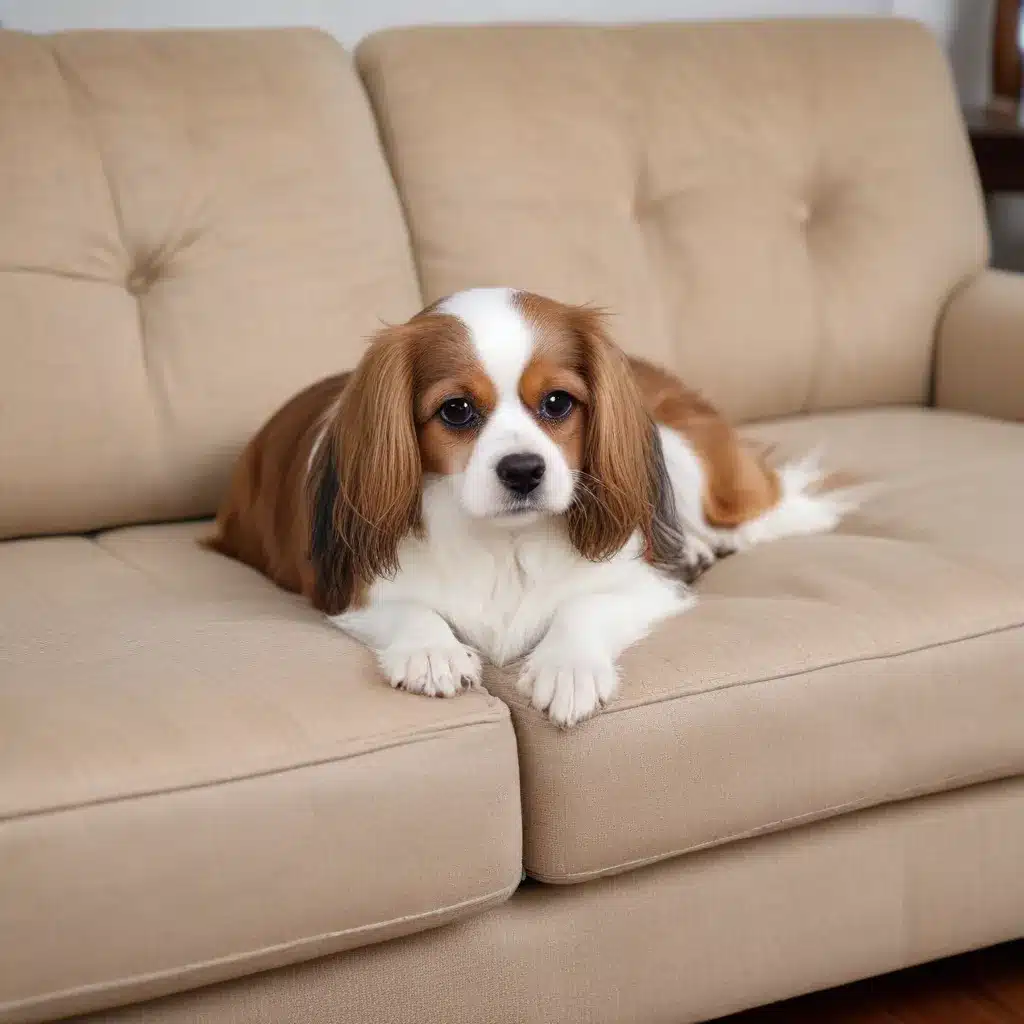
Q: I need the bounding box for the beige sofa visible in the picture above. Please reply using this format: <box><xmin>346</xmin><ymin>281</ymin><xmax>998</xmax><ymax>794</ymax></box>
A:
<box><xmin>1</xmin><ymin>18</ymin><xmax>1022</xmax><ymax>1024</ymax></box>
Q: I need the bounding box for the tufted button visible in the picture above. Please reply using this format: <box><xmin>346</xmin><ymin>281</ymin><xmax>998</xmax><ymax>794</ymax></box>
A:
<box><xmin>125</xmin><ymin>259</ymin><xmax>160</xmax><ymax>296</ymax></box>
<box><xmin>796</xmin><ymin>199</ymin><xmax>812</xmax><ymax>227</ymax></box>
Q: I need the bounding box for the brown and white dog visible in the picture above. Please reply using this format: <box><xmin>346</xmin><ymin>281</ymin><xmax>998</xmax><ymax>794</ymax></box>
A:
<box><xmin>209</xmin><ymin>288</ymin><xmax>849</xmax><ymax>727</ymax></box>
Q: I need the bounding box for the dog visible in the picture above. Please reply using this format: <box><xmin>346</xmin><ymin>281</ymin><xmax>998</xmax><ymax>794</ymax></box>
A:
<box><xmin>208</xmin><ymin>288</ymin><xmax>850</xmax><ymax>727</ymax></box>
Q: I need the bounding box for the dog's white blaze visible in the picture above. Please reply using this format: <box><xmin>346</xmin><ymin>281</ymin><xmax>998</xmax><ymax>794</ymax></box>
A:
<box><xmin>438</xmin><ymin>286</ymin><xmax>576</xmax><ymax>519</ymax></box>
<box><xmin>437</xmin><ymin>287</ymin><xmax>532</xmax><ymax>399</ymax></box>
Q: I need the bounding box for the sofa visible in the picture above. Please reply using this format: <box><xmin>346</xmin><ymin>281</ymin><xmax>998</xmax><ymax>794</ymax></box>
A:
<box><xmin>1</xmin><ymin>17</ymin><xmax>1022</xmax><ymax>1024</ymax></box>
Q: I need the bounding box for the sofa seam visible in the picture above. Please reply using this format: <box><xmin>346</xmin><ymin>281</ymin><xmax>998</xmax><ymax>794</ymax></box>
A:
<box><xmin>613</xmin><ymin>617</ymin><xmax>1024</xmax><ymax>714</ymax></box>
<box><xmin>0</xmin><ymin>878</ymin><xmax>521</xmax><ymax>1018</ymax></box>
<box><xmin>353</xmin><ymin>47</ymin><xmax>429</xmax><ymax>304</ymax></box>
<box><xmin>499</xmin><ymin>617</ymin><xmax>1024</xmax><ymax>717</ymax></box>
<box><xmin>86</xmin><ymin>534</ymin><xmax>192</xmax><ymax>595</ymax></box>
<box><xmin>0</xmin><ymin>714</ymin><xmax>511</xmax><ymax>824</ymax></box>
<box><xmin>0</xmin><ymin>265</ymin><xmax>119</xmax><ymax>285</ymax></box>
<box><xmin>528</xmin><ymin>764</ymin><xmax>1022</xmax><ymax>884</ymax></box>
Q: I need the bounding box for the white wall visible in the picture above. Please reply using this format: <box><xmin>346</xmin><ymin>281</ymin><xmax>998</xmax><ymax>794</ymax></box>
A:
<box><xmin>0</xmin><ymin>0</ymin><xmax>894</xmax><ymax>45</ymax></box>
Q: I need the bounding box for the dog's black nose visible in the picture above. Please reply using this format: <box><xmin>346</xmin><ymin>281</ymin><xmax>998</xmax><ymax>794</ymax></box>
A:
<box><xmin>496</xmin><ymin>453</ymin><xmax>546</xmax><ymax>496</ymax></box>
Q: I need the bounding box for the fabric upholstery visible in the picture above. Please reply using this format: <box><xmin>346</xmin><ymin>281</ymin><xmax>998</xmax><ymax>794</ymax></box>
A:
<box><xmin>356</xmin><ymin>19</ymin><xmax>987</xmax><ymax>422</ymax></box>
<box><xmin>2</xmin><ymin>20</ymin><xmax>1021</xmax><ymax>1024</ymax></box>
<box><xmin>0</xmin><ymin>528</ymin><xmax>521</xmax><ymax>1023</ymax></box>
<box><xmin>0</xmin><ymin>29</ymin><xmax>420</xmax><ymax>540</ymax></box>
<box><xmin>936</xmin><ymin>268</ymin><xmax>1024</xmax><ymax>422</ymax></box>
<box><xmin>76</xmin><ymin>778</ymin><xmax>1024</xmax><ymax>1024</ymax></box>
<box><xmin>485</xmin><ymin>408</ymin><xmax>1024</xmax><ymax>882</ymax></box>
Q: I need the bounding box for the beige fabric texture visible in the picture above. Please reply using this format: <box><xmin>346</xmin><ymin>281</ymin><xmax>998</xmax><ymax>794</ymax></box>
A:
<box><xmin>74</xmin><ymin>778</ymin><xmax>1024</xmax><ymax>1024</ymax></box>
<box><xmin>2</xmin><ymin>20</ymin><xmax>1021</xmax><ymax>1024</ymax></box>
<box><xmin>484</xmin><ymin>408</ymin><xmax>1024</xmax><ymax>882</ymax></box>
<box><xmin>936</xmin><ymin>268</ymin><xmax>1024</xmax><ymax>422</ymax></box>
<box><xmin>0</xmin><ymin>29</ymin><xmax>420</xmax><ymax>540</ymax></box>
<box><xmin>0</xmin><ymin>530</ymin><xmax>522</xmax><ymax>1024</ymax></box>
<box><xmin>357</xmin><ymin>19</ymin><xmax>987</xmax><ymax>422</ymax></box>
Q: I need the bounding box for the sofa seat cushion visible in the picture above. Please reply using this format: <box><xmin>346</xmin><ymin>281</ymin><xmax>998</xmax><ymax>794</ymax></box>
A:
<box><xmin>0</xmin><ymin>530</ymin><xmax>522</xmax><ymax>1023</ymax></box>
<box><xmin>486</xmin><ymin>407</ymin><xmax>1024</xmax><ymax>883</ymax></box>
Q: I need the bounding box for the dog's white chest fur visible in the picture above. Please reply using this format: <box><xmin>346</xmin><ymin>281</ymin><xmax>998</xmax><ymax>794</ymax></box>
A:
<box><xmin>356</xmin><ymin>476</ymin><xmax>665</xmax><ymax>666</ymax></box>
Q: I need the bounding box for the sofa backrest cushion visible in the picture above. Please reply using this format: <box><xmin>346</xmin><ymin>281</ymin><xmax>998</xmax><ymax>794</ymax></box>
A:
<box><xmin>0</xmin><ymin>29</ymin><xmax>420</xmax><ymax>539</ymax></box>
<box><xmin>357</xmin><ymin>19</ymin><xmax>987</xmax><ymax>422</ymax></box>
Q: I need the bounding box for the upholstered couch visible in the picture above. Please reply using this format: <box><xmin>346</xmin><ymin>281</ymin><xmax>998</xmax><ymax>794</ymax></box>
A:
<box><xmin>1</xmin><ymin>18</ymin><xmax>1021</xmax><ymax>1024</ymax></box>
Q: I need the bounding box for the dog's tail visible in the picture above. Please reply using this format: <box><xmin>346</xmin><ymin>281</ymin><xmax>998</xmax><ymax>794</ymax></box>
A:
<box><xmin>730</xmin><ymin>449</ymin><xmax>873</xmax><ymax>547</ymax></box>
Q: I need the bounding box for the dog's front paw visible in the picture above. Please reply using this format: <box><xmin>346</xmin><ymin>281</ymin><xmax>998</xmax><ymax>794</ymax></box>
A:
<box><xmin>516</xmin><ymin>647</ymin><xmax>618</xmax><ymax>728</ymax></box>
<box><xmin>678</xmin><ymin>534</ymin><xmax>717</xmax><ymax>583</ymax></box>
<box><xmin>380</xmin><ymin>643</ymin><xmax>482</xmax><ymax>698</ymax></box>
<box><xmin>705</xmin><ymin>527</ymin><xmax>745</xmax><ymax>558</ymax></box>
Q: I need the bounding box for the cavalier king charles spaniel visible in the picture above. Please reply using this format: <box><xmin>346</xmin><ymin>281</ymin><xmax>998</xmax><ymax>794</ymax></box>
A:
<box><xmin>209</xmin><ymin>288</ymin><xmax>850</xmax><ymax>727</ymax></box>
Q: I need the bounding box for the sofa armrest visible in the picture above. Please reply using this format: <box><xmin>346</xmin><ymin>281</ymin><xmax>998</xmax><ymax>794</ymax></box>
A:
<box><xmin>935</xmin><ymin>269</ymin><xmax>1024</xmax><ymax>421</ymax></box>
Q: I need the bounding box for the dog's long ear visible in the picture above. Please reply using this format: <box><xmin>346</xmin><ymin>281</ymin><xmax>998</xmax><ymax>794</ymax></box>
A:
<box><xmin>643</xmin><ymin>423</ymin><xmax>691</xmax><ymax>572</ymax></box>
<box><xmin>565</xmin><ymin>309</ymin><xmax>687</xmax><ymax>567</ymax></box>
<box><xmin>308</xmin><ymin>325</ymin><xmax>422</xmax><ymax>615</ymax></box>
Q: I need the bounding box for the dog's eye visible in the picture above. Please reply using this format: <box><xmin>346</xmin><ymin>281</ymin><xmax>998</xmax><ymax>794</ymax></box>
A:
<box><xmin>539</xmin><ymin>391</ymin><xmax>574</xmax><ymax>421</ymax></box>
<box><xmin>438</xmin><ymin>397</ymin><xmax>478</xmax><ymax>428</ymax></box>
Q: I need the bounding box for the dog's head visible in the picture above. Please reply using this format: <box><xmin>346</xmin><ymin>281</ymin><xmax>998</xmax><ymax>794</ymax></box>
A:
<box><xmin>309</xmin><ymin>287</ymin><xmax>685</xmax><ymax>613</ymax></box>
